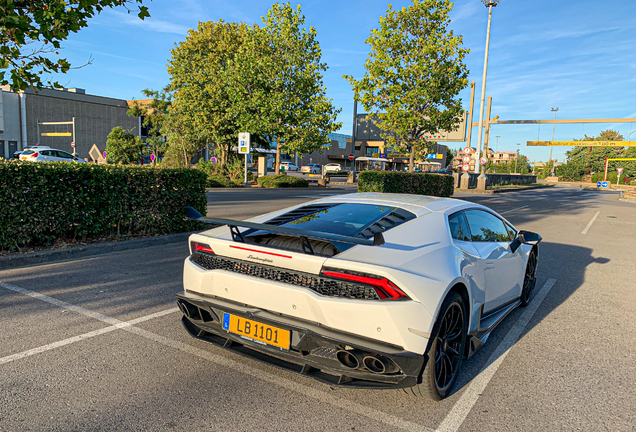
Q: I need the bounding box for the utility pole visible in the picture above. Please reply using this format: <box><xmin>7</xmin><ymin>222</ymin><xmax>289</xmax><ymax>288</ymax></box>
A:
<box><xmin>515</xmin><ymin>142</ymin><xmax>520</xmax><ymax>174</ymax></box>
<box><xmin>549</xmin><ymin>107</ymin><xmax>558</xmax><ymax>163</ymax></box>
<box><xmin>350</xmin><ymin>99</ymin><xmax>357</xmax><ymax>171</ymax></box>
<box><xmin>475</xmin><ymin>0</ymin><xmax>500</xmax><ymax>176</ymax></box>
<box><xmin>495</xmin><ymin>135</ymin><xmax>500</xmax><ymax>153</ymax></box>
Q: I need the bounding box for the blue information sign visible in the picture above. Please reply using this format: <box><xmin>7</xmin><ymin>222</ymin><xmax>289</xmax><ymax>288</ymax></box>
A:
<box><xmin>597</xmin><ymin>181</ymin><xmax>602</xmax><ymax>187</ymax></box>
<box><xmin>601</xmin><ymin>181</ymin><xmax>609</xmax><ymax>188</ymax></box>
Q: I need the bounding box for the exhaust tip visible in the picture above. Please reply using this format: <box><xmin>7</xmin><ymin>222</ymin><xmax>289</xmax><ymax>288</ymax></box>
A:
<box><xmin>336</xmin><ymin>350</ymin><xmax>359</xmax><ymax>369</ymax></box>
<box><xmin>363</xmin><ymin>356</ymin><xmax>386</xmax><ymax>374</ymax></box>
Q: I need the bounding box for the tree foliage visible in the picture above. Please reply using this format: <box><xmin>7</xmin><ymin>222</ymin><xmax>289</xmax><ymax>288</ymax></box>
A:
<box><xmin>565</xmin><ymin>129</ymin><xmax>636</xmax><ymax>176</ymax></box>
<box><xmin>344</xmin><ymin>0</ymin><xmax>469</xmax><ymax>171</ymax></box>
<box><xmin>127</xmin><ymin>87</ymin><xmax>172</xmax><ymax>165</ymax></box>
<box><xmin>167</xmin><ymin>20</ymin><xmax>248</xmax><ymax>167</ymax></box>
<box><xmin>1</xmin><ymin>0</ymin><xmax>149</xmax><ymax>91</ymax></box>
<box><xmin>226</xmin><ymin>3</ymin><xmax>342</xmax><ymax>174</ymax></box>
<box><xmin>105</xmin><ymin>126</ymin><xmax>143</xmax><ymax>165</ymax></box>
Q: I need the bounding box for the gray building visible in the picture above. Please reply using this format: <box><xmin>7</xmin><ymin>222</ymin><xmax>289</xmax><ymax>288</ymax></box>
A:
<box><xmin>0</xmin><ymin>85</ymin><xmax>138</xmax><ymax>160</ymax></box>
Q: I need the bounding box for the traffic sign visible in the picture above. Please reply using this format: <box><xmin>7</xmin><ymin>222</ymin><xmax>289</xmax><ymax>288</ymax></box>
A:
<box><xmin>462</xmin><ymin>155</ymin><xmax>471</xmax><ymax>163</ymax></box>
<box><xmin>597</xmin><ymin>181</ymin><xmax>602</xmax><ymax>188</ymax></box>
<box><xmin>238</xmin><ymin>132</ymin><xmax>250</xmax><ymax>154</ymax></box>
<box><xmin>210</xmin><ymin>157</ymin><xmax>217</xmax><ymax>164</ymax></box>
<box><xmin>102</xmin><ymin>151</ymin><xmax>107</xmax><ymax>159</ymax></box>
<box><xmin>150</xmin><ymin>154</ymin><xmax>156</xmax><ymax>161</ymax></box>
<box><xmin>71</xmin><ymin>142</ymin><xmax>75</xmax><ymax>148</ymax></box>
<box><xmin>601</xmin><ymin>181</ymin><xmax>609</xmax><ymax>188</ymax></box>
<box><xmin>463</xmin><ymin>147</ymin><xmax>472</xmax><ymax>154</ymax></box>
<box><xmin>617</xmin><ymin>167</ymin><xmax>624</xmax><ymax>174</ymax></box>
<box><xmin>348</xmin><ymin>154</ymin><xmax>355</xmax><ymax>161</ymax></box>
<box><xmin>462</xmin><ymin>164</ymin><xmax>470</xmax><ymax>172</ymax></box>
<box><xmin>480</xmin><ymin>157</ymin><xmax>488</xmax><ymax>166</ymax></box>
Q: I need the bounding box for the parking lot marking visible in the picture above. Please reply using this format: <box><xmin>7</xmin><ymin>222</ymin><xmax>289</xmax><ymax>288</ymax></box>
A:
<box><xmin>581</xmin><ymin>211</ymin><xmax>600</xmax><ymax>234</ymax></box>
<box><xmin>436</xmin><ymin>278</ymin><xmax>557</xmax><ymax>432</ymax></box>
<box><xmin>0</xmin><ymin>308</ymin><xmax>178</xmax><ymax>365</ymax></box>
<box><xmin>0</xmin><ymin>280</ymin><xmax>432</xmax><ymax>432</ymax></box>
<box><xmin>500</xmin><ymin>205</ymin><xmax>529</xmax><ymax>215</ymax></box>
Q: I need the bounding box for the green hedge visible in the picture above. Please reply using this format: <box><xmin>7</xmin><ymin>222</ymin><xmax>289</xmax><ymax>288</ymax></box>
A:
<box><xmin>358</xmin><ymin>171</ymin><xmax>454</xmax><ymax>197</ymax></box>
<box><xmin>591</xmin><ymin>171</ymin><xmax>632</xmax><ymax>185</ymax></box>
<box><xmin>0</xmin><ymin>161</ymin><xmax>207</xmax><ymax>252</ymax></box>
<box><xmin>257</xmin><ymin>174</ymin><xmax>309</xmax><ymax>188</ymax></box>
<box><xmin>207</xmin><ymin>174</ymin><xmax>242</xmax><ymax>188</ymax></box>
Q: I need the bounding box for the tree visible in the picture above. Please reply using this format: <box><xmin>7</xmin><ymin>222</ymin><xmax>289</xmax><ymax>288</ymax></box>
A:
<box><xmin>226</xmin><ymin>3</ymin><xmax>342</xmax><ymax>174</ymax></box>
<box><xmin>105</xmin><ymin>127</ymin><xmax>143</xmax><ymax>165</ymax></box>
<box><xmin>167</xmin><ymin>20</ymin><xmax>248</xmax><ymax>167</ymax></box>
<box><xmin>344</xmin><ymin>0</ymin><xmax>469</xmax><ymax>172</ymax></box>
<box><xmin>446</xmin><ymin>147</ymin><xmax>455</xmax><ymax>167</ymax></box>
<box><xmin>568</xmin><ymin>129</ymin><xmax>624</xmax><ymax>173</ymax></box>
<box><xmin>1</xmin><ymin>0</ymin><xmax>149</xmax><ymax>91</ymax></box>
<box><xmin>127</xmin><ymin>87</ymin><xmax>172</xmax><ymax>165</ymax></box>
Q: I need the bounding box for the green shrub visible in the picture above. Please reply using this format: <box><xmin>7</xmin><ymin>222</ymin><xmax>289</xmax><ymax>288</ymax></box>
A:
<box><xmin>257</xmin><ymin>174</ymin><xmax>309</xmax><ymax>188</ymax></box>
<box><xmin>358</xmin><ymin>171</ymin><xmax>454</xmax><ymax>197</ymax></box>
<box><xmin>591</xmin><ymin>171</ymin><xmax>632</xmax><ymax>185</ymax></box>
<box><xmin>207</xmin><ymin>174</ymin><xmax>241</xmax><ymax>188</ymax></box>
<box><xmin>0</xmin><ymin>160</ymin><xmax>207</xmax><ymax>252</ymax></box>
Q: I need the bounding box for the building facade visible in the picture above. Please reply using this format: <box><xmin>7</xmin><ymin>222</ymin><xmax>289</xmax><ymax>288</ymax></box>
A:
<box><xmin>0</xmin><ymin>85</ymin><xmax>139</xmax><ymax>160</ymax></box>
<box><xmin>452</xmin><ymin>148</ymin><xmax>519</xmax><ymax>172</ymax></box>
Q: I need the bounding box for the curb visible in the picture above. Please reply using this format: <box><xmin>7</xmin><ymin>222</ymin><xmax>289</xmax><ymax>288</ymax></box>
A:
<box><xmin>0</xmin><ymin>232</ymin><xmax>193</xmax><ymax>270</ymax></box>
<box><xmin>618</xmin><ymin>191</ymin><xmax>636</xmax><ymax>203</ymax></box>
<box><xmin>455</xmin><ymin>184</ymin><xmax>555</xmax><ymax>194</ymax></box>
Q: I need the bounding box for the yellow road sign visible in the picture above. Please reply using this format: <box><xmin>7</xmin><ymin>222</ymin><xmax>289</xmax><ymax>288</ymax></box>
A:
<box><xmin>527</xmin><ymin>140</ymin><xmax>636</xmax><ymax>147</ymax></box>
<box><xmin>41</xmin><ymin>132</ymin><xmax>72</xmax><ymax>137</ymax></box>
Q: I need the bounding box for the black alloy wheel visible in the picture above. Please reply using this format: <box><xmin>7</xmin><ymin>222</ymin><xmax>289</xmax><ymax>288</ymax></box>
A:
<box><xmin>413</xmin><ymin>292</ymin><xmax>466</xmax><ymax>400</ymax></box>
<box><xmin>520</xmin><ymin>250</ymin><xmax>538</xmax><ymax>307</ymax></box>
<box><xmin>433</xmin><ymin>301</ymin><xmax>465</xmax><ymax>393</ymax></box>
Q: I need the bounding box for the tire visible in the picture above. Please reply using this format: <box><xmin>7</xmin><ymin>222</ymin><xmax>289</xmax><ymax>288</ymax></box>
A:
<box><xmin>520</xmin><ymin>248</ymin><xmax>538</xmax><ymax>307</ymax></box>
<box><xmin>411</xmin><ymin>292</ymin><xmax>466</xmax><ymax>400</ymax></box>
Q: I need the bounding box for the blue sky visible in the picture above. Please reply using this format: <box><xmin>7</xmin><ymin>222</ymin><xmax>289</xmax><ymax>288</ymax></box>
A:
<box><xmin>52</xmin><ymin>0</ymin><xmax>636</xmax><ymax>162</ymax></box>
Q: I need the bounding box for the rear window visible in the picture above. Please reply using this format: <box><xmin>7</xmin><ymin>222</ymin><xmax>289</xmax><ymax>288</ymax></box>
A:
<box><xmin>21</xmin><ymin>150</ymin><xmax>35</xmax><ymax>155</ymax></box>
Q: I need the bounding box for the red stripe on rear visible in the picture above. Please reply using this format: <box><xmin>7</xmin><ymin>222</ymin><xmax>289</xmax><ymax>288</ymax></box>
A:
<box><xmin>229</xmin><ymin>245</ymin><xmax>292</xmax><ymax>259</ymax></box>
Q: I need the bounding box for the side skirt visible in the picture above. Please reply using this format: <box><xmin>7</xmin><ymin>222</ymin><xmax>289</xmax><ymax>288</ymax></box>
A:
<box><xmin>466</xmin><ymin>298</ymin><xmax>520</xmax><ymax>359</ymax></box>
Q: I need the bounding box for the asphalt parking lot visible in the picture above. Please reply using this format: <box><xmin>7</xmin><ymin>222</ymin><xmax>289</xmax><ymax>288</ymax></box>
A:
<box><xmin>1</xmin><ymin>186</ymin><xmax>635</xmax><ymax>431</ymax></box>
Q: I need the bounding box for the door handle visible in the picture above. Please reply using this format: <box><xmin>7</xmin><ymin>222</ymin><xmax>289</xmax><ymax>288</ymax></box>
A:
<box><xmin>485</xmin><ymin>261</ymin><xmax>495</xmax><ymax>269</ymax></box>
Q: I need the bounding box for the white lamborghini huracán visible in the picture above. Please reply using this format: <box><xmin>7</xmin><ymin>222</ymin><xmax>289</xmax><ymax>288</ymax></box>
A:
<box><xmin>177</xmin><ymin>193</ymin><xmax>540</xmax><ymax>400</ymax></box>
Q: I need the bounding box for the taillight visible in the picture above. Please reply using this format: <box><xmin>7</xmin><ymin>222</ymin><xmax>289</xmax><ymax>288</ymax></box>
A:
<box><xmin>190</xmin><ymin>241</ymin><xmax>214</xmax><ymax>255</ymax></box>
<box><xmin>320</xmin><ymin>267</ymin><xmax>409</xmax><ymax>300</ymax></box>
<box><xmin>30</xmin><ymin>152</ymin><xmax>39</xmax><ymax>158</ymax></box>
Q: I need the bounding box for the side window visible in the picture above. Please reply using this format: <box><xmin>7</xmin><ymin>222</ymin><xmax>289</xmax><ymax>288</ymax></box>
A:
<box><xmin>56</xmin><ymin>151</ymin><xmax>73</xmax><ymax>159</ymax></box>
<box><xmin>448</xmin><ymin>212</ymin><xmax>471</xmax><ymax>242</ymax></box>
<box><xmin>464</xmin><ymin>210</ymin><xmax>510</xmax><ymax>243</ymax></box>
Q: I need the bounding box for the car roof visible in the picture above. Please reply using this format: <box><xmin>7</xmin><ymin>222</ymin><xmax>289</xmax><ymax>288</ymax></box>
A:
<box><xmin>316</xmin><ymin>192</ymin><xmax>484</xmax><ymax>216</ymax></box>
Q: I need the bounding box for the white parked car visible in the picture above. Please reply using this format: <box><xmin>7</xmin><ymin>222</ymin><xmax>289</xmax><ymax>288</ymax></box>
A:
<box><xmin>300</xmin><ymin>163</ymin><xmax>321</xmax><ymax>174</ymax></box>
<box><xmin>324</xmin><ymin>163</ymin><xmax>342</xmax><ymax>173</ymax></box>
<box><xmin>178</xmin><ymin>193</ymin><xmax>540</xmax><ymax>400</ymax></box>
<box><xmin>20</xmin><ymin>148</ymin><xmax>87</xmax><ymax>163</ymax></box>
<box><xmin>280</xmin><ymin>162</ymin><xmax>299</xmax><ymax>171</ymax></box>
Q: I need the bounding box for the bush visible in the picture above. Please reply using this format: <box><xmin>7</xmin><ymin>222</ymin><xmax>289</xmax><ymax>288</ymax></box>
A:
<box><xmin>257</xmin><ymin>174</ymin><xmax>309</xmax><ymax>188</ymax></box>
<box><xmin>207</xmin><ymin>174</ymin><xmax>242</xmax><ymax>188</ymax></box>
<box><xmin>555</xmin><ymin>161</ymin><xmax>586</xmax><ymax>182</ymax></box>
<box><xmin>358</xmin><ymin>171</ymin><xmax>454</xmax><ymax>197</ymax></box>
<box><xmin>591</xmin><ymin>171</ymin><xmax>631</xmax><ymax>185</ymax></box>
<box><xmin>0</xmin><ymin>161</ymin><xmax>207</xmax><ymax>252</ymax></box>
<box><xmin>105</xmin><ymin>127</ymin><xmax>144</xmax><ymax>165</ymax></box>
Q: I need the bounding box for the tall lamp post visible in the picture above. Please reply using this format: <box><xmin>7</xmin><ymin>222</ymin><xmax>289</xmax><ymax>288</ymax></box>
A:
<box><xmin>475</xmin><ymin>0</ymin><xmax>500</xmax><ymax>177</ymax></box>
<box><xmin>514</xmin><ymin>142</ymin><xmax>520</xmax><ymax>174</ymax></box>
<box><xmin>549</xmin><ymin>107</ymin><xmax>559</xmax><ymax>163</ymax></box>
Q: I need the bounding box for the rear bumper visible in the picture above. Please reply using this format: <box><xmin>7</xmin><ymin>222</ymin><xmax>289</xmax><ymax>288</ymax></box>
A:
<box><xmin>176</xmin><ymin>291</ymin><xmax>427</xmax><ymax>389</ymax></box>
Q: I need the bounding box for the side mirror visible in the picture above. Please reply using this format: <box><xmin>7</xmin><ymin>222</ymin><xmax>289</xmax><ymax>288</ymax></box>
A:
<box><xmin>510</xmin><ymin>230</ymin><xmax>542</xmax><ymax>253</ymax></box>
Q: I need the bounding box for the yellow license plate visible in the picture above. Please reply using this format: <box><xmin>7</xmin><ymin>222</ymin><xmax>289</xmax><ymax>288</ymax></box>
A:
<box><xmin>222</xmin><ymin>313</ymin><xmax>290</xmax><ymax>350</ymax></box>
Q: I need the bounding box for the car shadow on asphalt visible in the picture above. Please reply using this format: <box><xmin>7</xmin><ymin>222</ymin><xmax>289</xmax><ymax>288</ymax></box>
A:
<box><xmin>451</xmin><ymin>240</ymin><xmax>610</xmax><ymax>397</ymax></box>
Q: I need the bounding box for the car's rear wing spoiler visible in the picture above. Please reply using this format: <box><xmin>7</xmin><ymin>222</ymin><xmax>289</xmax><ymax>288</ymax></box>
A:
<box><xmin>184</xmin><ymin>207</ymin><xmax>385</xmax><ymax>254</ymax></box>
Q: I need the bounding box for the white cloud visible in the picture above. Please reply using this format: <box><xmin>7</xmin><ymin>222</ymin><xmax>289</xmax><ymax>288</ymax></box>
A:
<box><xmin>451</xmin><ymin>0</ymin><xmax>482</xmax><ymax>22</ymax></box>
<box><xmin>106</xmin><ymin>10</ymin><xmax>191</xmax><ymax>35</ymax></box>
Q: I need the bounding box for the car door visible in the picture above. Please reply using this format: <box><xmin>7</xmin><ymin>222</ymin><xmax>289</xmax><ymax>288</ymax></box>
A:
<box><xmin>463</xmin><ymin>209</ymin><xmax>524</xmax><ymax>312</ymax></box>
<box><xmin>55</xmin><ymin>151</ymin><xmax>75</xmax><ymax>162</ymax></box>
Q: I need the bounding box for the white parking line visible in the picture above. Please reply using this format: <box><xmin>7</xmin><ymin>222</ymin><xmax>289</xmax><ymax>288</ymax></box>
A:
<box><xmin>581</xmin><ymin>211</ymin><xmax>600</xmax><ymax>234</ymax></box>
<box><xmin>0</xmin><ymin>308</ymin><xmax>178</xmax><ymax>365</ymax></box>
<box><xmin>436</xmin><ymin>278</ymin><xmax>557</xmax><ymax>432</ymax></box>
<box><xmin>0</xmin><ymin>281</ymin><xmax>433</xmax><ymax>432</ymax></box>
<box><xmin>500</xmin><ymin>205</ymin><xmax>529</xmax><ymax>215</ymax></box>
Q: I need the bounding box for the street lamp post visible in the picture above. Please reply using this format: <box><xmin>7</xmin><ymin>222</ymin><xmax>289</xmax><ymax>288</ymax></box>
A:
<box><xmin>475</xmin><ymin>0</ymin><xmax>500</xmax><ymax>177</ymax></box>
<box><xmin>549</xmin><ymin>107</ymin><xmax>559</xmax><ymax>163</ymax></box>
<box><xmin>514</xmin><ymin>142</ymin><xmax>520</xmax><ymax>174</ymax></box>
<box><xmin>495</xmin><ymin>135</ymin><xmax>500</xmax><ymax>154</ymax></box>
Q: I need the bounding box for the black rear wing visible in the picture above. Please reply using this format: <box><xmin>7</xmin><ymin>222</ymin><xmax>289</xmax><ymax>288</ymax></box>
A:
<box><xmin>184</xmin><ymin>207</ymin><xmax>385</xmax><ymax>255</ymax></box>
